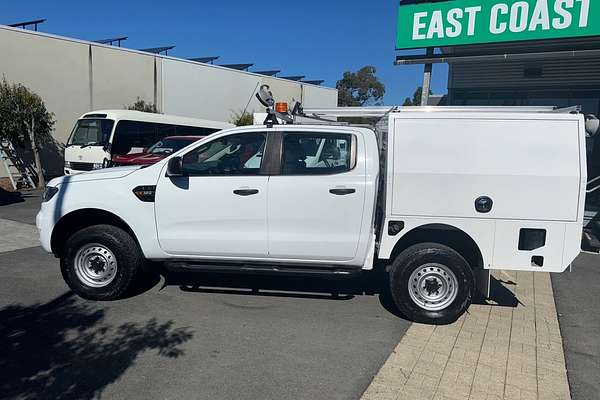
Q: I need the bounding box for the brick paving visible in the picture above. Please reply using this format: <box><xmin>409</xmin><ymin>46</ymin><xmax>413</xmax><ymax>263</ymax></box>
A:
<box><xmin>361</xmin><ymin>271</ymin><xmax>571</xmax><ymax>400</ymax></box>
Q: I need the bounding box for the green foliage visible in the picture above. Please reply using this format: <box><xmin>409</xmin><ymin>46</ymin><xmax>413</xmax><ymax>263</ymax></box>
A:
<box><xmin>0</xmin><ymin>77</ymin><xmax>55</xmax><ymax>145</ymax></box>
<box><xmin>230</xmin><ymin>110</ymin><xmax>254</xmax><ymax>126</ymax></box>
<box><xmin>126</xmin><ymin>97</ymin><xmax>158</xmax><ymax>113</ymax></box>
<box><xmin>403</xmin><ymin>86</ymin><xmax>433</xmax><ymax>106</ymax></box>
<box><xmin>336</xmin><ymin>66</ymin><xmax>385</xmax><ymax>107</ymax></box>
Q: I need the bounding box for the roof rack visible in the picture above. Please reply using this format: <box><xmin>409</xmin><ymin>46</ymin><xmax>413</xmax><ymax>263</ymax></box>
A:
<box><xmin>298</xmin><ymin>105</ymin><xmax>581</xmax><ymax>119</ymax></box>
<box><xmin>256</xmin><ymin>85</ymin><xmax>583</xmax><ymax>129</ymax></box>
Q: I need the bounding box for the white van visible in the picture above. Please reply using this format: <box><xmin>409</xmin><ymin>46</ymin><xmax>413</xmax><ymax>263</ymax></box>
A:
<box><xmin>64</xmin><ymin>110</ymin><xmax>233</xmax><ymax>175</ymax></box>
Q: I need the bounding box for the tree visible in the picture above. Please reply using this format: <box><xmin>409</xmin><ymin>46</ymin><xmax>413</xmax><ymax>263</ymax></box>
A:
<box><xmin>336</xmin><ymin>66</ymin><xmax>385</xmax><ymax>107</ymax></box>
<box><xmin>126</xmin><ymin>97</ymin><xmax>158</xmax><ymax>113</ymax></box>
<box><xmin>230</xmin><ymin>110</ymin><xmax>254</xmax><ymax>126</ymax></box>
<box><xmin>0</xmin><ymin>77</ymin><xmax>55</xmax><ymax>188</ymax></box>
<box><xmin>403</xmin><ymin>86</ymin><xmax>432</xmax><ymax>106</ymax></box>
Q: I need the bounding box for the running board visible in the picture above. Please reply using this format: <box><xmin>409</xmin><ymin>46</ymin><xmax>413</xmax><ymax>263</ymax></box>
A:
<box><xmin>165</xmin><ymin>261</ymin><xmax>361</xmax><ymax>277</ymax></box>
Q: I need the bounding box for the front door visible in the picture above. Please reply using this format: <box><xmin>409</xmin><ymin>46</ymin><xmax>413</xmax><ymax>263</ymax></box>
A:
<box><xmin>267</xmin><ymin>131</ymin><xmax>366</xmax><ymax>261</ymax></box>
<box><xmin>155</xmin><ymin>132</ymin><xmax>269</xmax><ymax>258</ymax></box>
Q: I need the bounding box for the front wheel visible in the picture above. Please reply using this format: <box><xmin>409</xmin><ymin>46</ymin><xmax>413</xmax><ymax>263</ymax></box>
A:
<box><xmin>389</xmin><ymin>243</ymin><xmax>474</xmax><ymax>325</ymax></box>
<box><xmin>61</xmin><ymin>225</ymin><xmax>144</xmax><ymax>300</ymax></box>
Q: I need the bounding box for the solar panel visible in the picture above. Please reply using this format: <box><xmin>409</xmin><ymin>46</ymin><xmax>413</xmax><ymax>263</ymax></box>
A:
<box><xmin>94</xmin><ymin>37</ymin><xmax>128</xmax><ymax>47</ymax></box>
<box><xmin>281</xmin><ymin>75</ymin><xmax>306</xmax><ymax>81</ymax></box>
<box><xmin>255</xmin><ymin>70</ymin><xmax>281</xmax><ymax>77</ymax></box>
<box><xmin>302</xmin><ymin>80</ymin><xmax>325</xmax><ymax>86</ymax></box>
<box><xmin>220</xmin><ymin>63</ymin><xmax>254</xmax><ymax>71</ymax></box>
<box><xmin>8</xmin><ymin>19</ymin><xmax>46</xmax><ymax>31</ymax></box>
<box><xmin>139</xmin><ymin>46</ymin><xmax>175</xmax><ymax>55</ymax></box>
<box><xmin>188</xmin><ymin>56</ymin><xmax>220</xmax><ymax>64</ymax></box>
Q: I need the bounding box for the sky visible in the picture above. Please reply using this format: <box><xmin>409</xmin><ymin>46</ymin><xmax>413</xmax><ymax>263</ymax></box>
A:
<box><xmin>1</xmin><ymin>0</ymin><xmax>448</xmax><ymax>105</ymax></box>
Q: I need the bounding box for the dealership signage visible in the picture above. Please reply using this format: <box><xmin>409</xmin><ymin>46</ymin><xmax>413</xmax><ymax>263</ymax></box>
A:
<box><xmin>396</xmin><ymin>0</ymin><xmax>598</xmax><ymax>49</ymax></box>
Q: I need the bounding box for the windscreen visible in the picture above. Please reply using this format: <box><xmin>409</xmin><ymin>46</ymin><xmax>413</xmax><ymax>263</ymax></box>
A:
<box><xmin>67</xmin><ymin>119</ymin><xmax>115</xmax><ymax>146</ymax></box>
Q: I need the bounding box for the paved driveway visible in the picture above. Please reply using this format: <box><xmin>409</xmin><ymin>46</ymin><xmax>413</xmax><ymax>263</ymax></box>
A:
<box><xmin>0</xmin><ymin>191</ymin><xmax>410</xmax><ymax>400</ymax></box>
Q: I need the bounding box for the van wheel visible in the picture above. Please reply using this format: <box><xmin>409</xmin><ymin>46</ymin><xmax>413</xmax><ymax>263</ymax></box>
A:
<box><xmin>389</xmin><ymin>243</ymin><xmax>474</xmax><ymax>325</ymax></box>
<box><xmin>61</xmin><ymin>225</ymin><xmax>143</xmax><ymax>300</ymax></box>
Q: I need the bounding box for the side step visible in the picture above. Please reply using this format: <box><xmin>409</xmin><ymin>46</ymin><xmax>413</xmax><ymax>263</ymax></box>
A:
<box><xmin>165</xmin><ymin>261</ymin><xmax>362</xmax><ymax>277</ymax></box>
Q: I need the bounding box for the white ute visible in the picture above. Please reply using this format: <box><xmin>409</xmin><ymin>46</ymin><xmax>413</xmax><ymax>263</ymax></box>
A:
<box><xmin>36</xmin><ymin>99</ymin><xmax>588</xmax><ymax>324</ymax></box>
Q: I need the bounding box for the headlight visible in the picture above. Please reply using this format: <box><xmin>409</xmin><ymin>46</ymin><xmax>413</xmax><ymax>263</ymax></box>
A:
<box><xmin>92</xmin><ymin>163</ymin><xmax>104</xmax><ymax>170</ymax></box>
<box><xmin>42</xmin><ymin>186</ymin><xmax>59</xmax><ymax>202</ymax></box>
<box><xmin>64</xmin><ymin>161</ymin><xmax>71</xmax><ymax>168</ymax></box>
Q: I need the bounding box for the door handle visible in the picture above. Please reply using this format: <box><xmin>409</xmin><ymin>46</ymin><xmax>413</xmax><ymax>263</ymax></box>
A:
<box><xmin>329</xmin><ymin>188</ymin><xmax>356</xmax><ymax>196</ymax></box>
<box><xmin>233</xmin><ymin>189</ymin><xmax>259</xmax><ymax>196</ymax></box>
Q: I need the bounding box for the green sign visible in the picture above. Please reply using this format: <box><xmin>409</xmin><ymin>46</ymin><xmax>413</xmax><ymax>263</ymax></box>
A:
<box><xmin>396</xmin><ymin>0</ymin><xmax>598</xmax><ymax>49</ymax></box>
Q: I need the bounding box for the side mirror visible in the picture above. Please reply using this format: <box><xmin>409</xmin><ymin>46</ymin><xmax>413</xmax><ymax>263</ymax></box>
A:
<box><xmin>585</xmin><ymin>114</ymin><xmax>600</xmax><ymax>137</ymax></box>
<box><xmin>166</xmin><ymin>156</ymin><xmax>184</xmax><ymax>177</ymax></box>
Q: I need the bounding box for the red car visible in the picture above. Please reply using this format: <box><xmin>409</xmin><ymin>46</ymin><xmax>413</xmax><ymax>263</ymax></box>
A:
<box><xmin>112</xmin><ymin>136</ymin><xmax>205</xmax><ymax>166</ymax></box>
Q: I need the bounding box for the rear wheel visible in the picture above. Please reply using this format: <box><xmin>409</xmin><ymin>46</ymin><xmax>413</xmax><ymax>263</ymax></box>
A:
<box><xmin>389</xmin><ymin>243</ymin><xmax>474</xmax><ymax>325</ymax></box>
<box><xmin>61</xmin><ymin>225</ymin><xmax>144</xmax><ymax>300</ymax></box>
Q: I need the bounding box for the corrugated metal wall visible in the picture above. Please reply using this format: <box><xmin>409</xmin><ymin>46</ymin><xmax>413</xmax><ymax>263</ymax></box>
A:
<box><xmin>450</xmin><ymin>57</ymin><xmax>600</xmax><ymax>89</ymax></box>
<box><xmin>448</xmin><ymin>38</ymin><xmax>600</xmax><ymax>95</ymax></box>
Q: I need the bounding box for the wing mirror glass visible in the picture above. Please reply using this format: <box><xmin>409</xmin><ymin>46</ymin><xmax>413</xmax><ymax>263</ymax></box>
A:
<box><xmin>166</xmin><ymin>156</ymin><xmax>184</xmax><ymax>177</ymax></box>
<box><xmin>585</xmin><ymin>114</ymin><xmax>600</xmax><ymax>137</ymax></box>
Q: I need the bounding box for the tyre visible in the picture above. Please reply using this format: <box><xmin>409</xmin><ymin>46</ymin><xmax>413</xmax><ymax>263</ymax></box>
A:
<box><xmin>60</xmin><ymin>224</ymin><xmax>144</xmax><ymax>300</ymax></box>
<box><xmin>389</xmin><ymin>243</ymin><xmax>474</xmax><ymax>325</ymax></box>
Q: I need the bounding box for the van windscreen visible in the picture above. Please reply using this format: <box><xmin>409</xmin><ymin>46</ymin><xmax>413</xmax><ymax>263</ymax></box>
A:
<box><xmin>68</xmin><ymin>119</ymin><xmax>115</xmax><ymax>146</ymax></box>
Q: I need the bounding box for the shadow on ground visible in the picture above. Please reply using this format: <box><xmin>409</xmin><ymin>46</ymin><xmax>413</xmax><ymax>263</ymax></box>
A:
<box><xmin>0</xmin><ymin>291</ymin><xmax>193</xmax><ymax>400</ymax></box>
<box><xmin>0</xmin><ymin>188</ymin><xmax>30</xmax><ymax>206</ymax></box>
<box><xmin>474</xmin><ymin>275</ymin><xmax>519</xmax><ymax>308</ymax></box>
<box><xmin>136</xmin><ymin>267</ymin><xmax>520</xmax><ymax>321</ymax></box>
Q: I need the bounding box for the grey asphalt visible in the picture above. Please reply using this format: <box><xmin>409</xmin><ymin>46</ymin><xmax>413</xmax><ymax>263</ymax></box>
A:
<box><xmin>0</xmin><ymin>188</ymin><xmax>42</xmax><ymax>225</ymax></box>
<box><xmin>552</xmin><ymin>253</ymin><xmax>600</xmax><ymax>400</ymax></box>
<box><xmin>0</xmin><ymin>208</ymin><xmax>410</xmax><ymax>400</ymax></box>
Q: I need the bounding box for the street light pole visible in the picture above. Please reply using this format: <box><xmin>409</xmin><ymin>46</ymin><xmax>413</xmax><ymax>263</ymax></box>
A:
<box><xmin>420</xmin><ymin>48</ymin><xmax>434</xmax><ymax>106</ymax></box>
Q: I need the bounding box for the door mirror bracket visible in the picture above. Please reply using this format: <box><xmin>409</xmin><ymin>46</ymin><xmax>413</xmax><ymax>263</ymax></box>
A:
<box><xmin>166</xmin><ymin>156</ymin><xmax>184</xmax><ymax>177</ymax></box>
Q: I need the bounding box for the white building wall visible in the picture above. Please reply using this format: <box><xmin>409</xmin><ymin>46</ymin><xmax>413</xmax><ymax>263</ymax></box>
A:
<box><xmin>161</xmin><ymin>59</ymin><xmax>337</xmax><ymax>122</ymax></box>
<box><xmin>0</xmin><ymin>25</ymin><xmax>337</xmax><ymax>179</ymax></box>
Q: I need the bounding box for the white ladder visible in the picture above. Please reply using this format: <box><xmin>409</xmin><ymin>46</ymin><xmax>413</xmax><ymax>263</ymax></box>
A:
<box><xmin>0</xmin><ymin>139</ymin><xmax>36</xmax><ymax>190</ymax></box>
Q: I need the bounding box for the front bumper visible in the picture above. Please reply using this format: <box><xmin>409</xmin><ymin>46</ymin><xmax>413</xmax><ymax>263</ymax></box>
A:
<box><xmin>36</xmin><ymin>203</ymin><xmax>54</xmax><ymax>254</ymax></box>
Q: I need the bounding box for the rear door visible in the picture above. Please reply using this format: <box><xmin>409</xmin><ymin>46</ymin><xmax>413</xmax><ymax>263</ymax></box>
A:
<box><xmin>267</xmin><ymin>129</ymin><xmax>367</xmax><ymax>262</ymax></box>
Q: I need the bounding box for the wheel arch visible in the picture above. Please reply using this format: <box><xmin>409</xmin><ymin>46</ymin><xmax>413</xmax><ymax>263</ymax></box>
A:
<box><xmin>386</xmin><ymin>223</ymin><xmax>489</xmax><ymax>297</ymax></box>
<box><xmin>51</xmin><ymin>208</ymin><xmax>140</xmax><ymax>257</ymax></box>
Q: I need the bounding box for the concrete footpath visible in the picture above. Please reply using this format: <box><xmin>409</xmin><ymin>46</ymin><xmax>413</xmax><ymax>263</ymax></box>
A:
<box><xmin>361</xmin><ymin>271</ymin><xmax>571</xmax><ymax>400</ymax></box>
<box><xmin>0</xmin><ymin>218</ymin><xmax>40</xmax><ymax>253</ymax></box>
